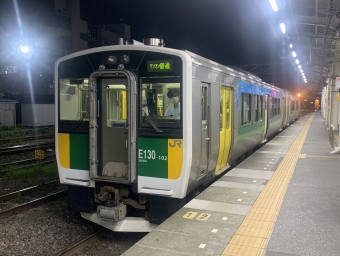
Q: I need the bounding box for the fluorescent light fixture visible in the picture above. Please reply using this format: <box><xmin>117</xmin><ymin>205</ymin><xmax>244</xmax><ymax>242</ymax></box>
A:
<box><xmin>298</xmin><ymin>65</ymin><xmax>302</xmax><ymax>69</ymax></box>
<box><xmin>295</xmin><ymin>59</ymin><xmax>300</xmax><ymax>64</ymax></box>
<box><xmin>280</xmin><ymin>23</ymin><xmax>286</xmax><ymax>34</ymax></box>
<box><xmin>269</xmin><ymin>0</ymin><xmax>278</xmax><ymax>11</ymax></box>
<box><xmin>292</xmin><ymin>51</ymin><xmax>297</xmax><ymax>58</ymax></box>
<box><xmin>290</xmin><ymin>44</ymin><xmax>293</xmax><ymax>48</ymax></box>
<box><xmin>300</xmin><ymin>69</ymin><xmax>303</xmax><ymax>73</ymax></box>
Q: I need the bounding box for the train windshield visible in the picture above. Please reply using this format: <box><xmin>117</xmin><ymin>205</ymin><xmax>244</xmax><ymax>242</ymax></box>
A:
<box><xmin>59</xmin><ymin>78</ymin><xmax>89</xmax><ymax>122</ymax></box>
<box><xmin>140</xmin><ymin>78</ymin><xmax>181</xmax><ymax>129</ymax></box>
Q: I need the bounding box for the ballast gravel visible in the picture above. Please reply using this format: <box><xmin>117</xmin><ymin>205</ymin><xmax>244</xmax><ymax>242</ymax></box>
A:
<box><xmin>0</xmin><ymin>198</ymin><xmax>146</xmax><ymax>255</ymax></box>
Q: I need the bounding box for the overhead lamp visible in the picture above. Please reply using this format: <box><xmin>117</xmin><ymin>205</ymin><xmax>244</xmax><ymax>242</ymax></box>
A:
<box><xmin>298</xmin><ymin>65</ymin><xmax>302</xmax><ymax>69</ymax></box>
<box><xmin>290</xmin><ymin>44</ymin><xmax>293</xmax><ymax>48</ymax></box>
<box><xmin>280</xmin><ymin>23</ymin><xmax>286</xmax><ymax>34</ymax></box>
<box><xmin>20</xmin><ymin>45</ymin><xmax>30</xmax><ymax>53</ymax></box>
<box><xmin>269</xmin><ymin>0</ymin><xmax>278</xmax><ymax>11</ymax></box>
<box><xmin>292</xmin><ymin>51</ymin><xmax>297</xmax><ymax>58</ymax></box>
<box><xmin>300</xmin><ymin>69</ymin><xmax>303</xmax><ymax>73</ymax></box>
<box><xmin>295</xmin><ymin>59</ymin><xmax>300</xmax><ymax>64</ymax></box>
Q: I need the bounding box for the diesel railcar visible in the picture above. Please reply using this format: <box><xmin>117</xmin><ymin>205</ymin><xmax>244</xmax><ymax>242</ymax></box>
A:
<box><xmin>55</xmin><ymin>39</ymin><xmax>299</xmax><ymax>232</ymax></box>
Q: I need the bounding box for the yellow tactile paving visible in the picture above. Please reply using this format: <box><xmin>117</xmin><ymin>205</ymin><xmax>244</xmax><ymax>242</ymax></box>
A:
<box><xmin>229</xmin><ymin>235</ymin><xmax>267</xmax><ymax>248</ymax></box>
<box><xmin>222</xmin><ymin>115</ymin><xmax>314</xmax><ymax>256</ymax></box>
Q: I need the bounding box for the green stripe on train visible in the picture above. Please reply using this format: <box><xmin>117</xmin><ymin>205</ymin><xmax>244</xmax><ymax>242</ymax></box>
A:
<box><xmin>70</xmin><ymin>134</ymin><xmax>89</xmax><ymax>170</ymax></box>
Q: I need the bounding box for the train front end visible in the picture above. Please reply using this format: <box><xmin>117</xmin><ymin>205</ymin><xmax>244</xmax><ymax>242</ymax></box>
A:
<box><xmin>55</xmin><ymin>45</ymin><xmax>192</xmax><ymax>231</ymax></box>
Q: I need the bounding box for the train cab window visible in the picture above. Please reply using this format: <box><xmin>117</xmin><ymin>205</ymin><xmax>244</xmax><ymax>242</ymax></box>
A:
<box><xmin>59</xmin><ymin>78</ymin><xmax>89</xmax><ymax>121</ymax></box>
<box><xmin>241</xmin><ymin>93</ymin><xmax>251</xmax><ymax>125</ymax></box>
<box><xmin>140</xmin><ymin>78</ymin><xmax>181</xmax><ymax>128</ymax></box>
<box><xmin>106</xmin><ymin>84</ymin><xmax>126</xmax><ymax>127</ymax></box>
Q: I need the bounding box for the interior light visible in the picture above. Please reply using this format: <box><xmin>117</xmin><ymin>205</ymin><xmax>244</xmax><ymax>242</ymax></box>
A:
<box><xmin>295</xmin><ymin>59</ymin><xmax>300</xmax><ymax>64</ymax></box>
<box><xmin>292</xmin><ymin>51</ymin><xmax>297</xmax><ymax>58</ymax></box>
<box><xmin>290</xmin><ymin>44</ymin><xmax>293</xmax><ymax>48</ymax></box>
<box><xmin>280</xmin><ymin>23</ymin><xmax>286</xmax><ymax>34</ymax></box>
<box><xmin>269</xmin><ymin>0</ymin><xmax>278</xmax><ymax>11</ymax></box>
<box><xmin>300</xmin><ymin>69</ymin><xmax>303</xmax><ymax>73</ymax></box>
<box><xmin>298</xmin><ymin>65</ymin><xmax>302</xmax><ymax>69</ymax></box>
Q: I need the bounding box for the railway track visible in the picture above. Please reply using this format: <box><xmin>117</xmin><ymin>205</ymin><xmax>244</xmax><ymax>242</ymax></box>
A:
<box><xmin>0</xmin><ymin>181</ymin><xmax>67</xmax><ymax>219</ymax></box>
<box><xmin>53</xmin><ymin>229</ymin><xmax>104</xmax><ymax>256</ymax></box>
<box><xmin>0</xmin><ymin>142</ymin><xmax>55</xmax><ymax>156</ymax></box>
<box><xmin>0</xmin><ymin>154</ymin><xmax>56</xmax><ymax>173</ymax></box>
<box><xmin>0</xmin><ymin>134</ymin><xmax>54</xmax><ymax>147</ymax></box>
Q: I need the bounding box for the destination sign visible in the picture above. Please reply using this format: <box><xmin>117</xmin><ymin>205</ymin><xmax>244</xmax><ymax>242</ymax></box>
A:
<box><xmin>147</xmin><ymin>60</ymin><xmax>173</xmax><ymax>72</ymax></box>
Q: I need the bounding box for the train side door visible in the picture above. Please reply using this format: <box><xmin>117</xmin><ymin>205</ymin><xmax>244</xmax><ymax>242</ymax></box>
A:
<box><xmin>199</xmin><ymin>83</ymin><xmax>210</xmax><ymax>176</ymax></box>
<box><xmin>216</xmin><ymin>86</ymin><xmax>233</xmax><ymax>173</ymax></box>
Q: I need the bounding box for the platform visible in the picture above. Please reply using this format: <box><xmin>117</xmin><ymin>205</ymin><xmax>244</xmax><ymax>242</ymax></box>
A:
<box><xmin>122</xmin><ymin>113</ymin><xmax>340</xmax><ymax>256</ymax></box>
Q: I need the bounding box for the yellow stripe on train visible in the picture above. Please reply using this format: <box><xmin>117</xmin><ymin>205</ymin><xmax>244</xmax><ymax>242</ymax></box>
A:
<box><xmin>58</xmin><ymin>133</ymin><xmax>70</xmax><ymax>168</ymax></box>
<box><xmin>168</xmin><ymin>139</ymin><xmax>183</xmax><ymax>179</ymax></box>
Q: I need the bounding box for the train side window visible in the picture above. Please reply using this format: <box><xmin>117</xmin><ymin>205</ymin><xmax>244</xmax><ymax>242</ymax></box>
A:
<box><xmin>241</xmin><ymin>93</ymin><xmax>251</xmax><ymax>126</ymax></box>
<box><xmin>252</xmin><ymin>95</ymin><xmax>258</xmax><ymax>123</ymax></box>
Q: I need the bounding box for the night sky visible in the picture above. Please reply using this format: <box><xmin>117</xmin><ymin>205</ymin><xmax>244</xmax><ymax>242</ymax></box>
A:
<box><xmin>0</xmin><ymin>0</ymin><xmax>297</xmax><ymax>91</ymax></box>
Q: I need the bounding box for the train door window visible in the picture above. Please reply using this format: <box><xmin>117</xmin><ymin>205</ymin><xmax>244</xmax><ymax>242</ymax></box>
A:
<box><xmin>202</xmin><ymin>87</ymin><xmax>208</xmax><ymax>120</ymax></box>
<box><xmin>226</xmin><ymin>90</ymin><xmax>231</xmax><ymax>129</ymax></box>
<box><xmin>107</xmin><ymin>84</ymin><xmax>127</xmax><ymax>127</ymax></box>
<box><xmin>278</xmin><ymin>98</ymin><xmax>281</xmax><ymax>116</ymax></box>
<box><xmin>252</xmin><ymin>95</ymin><xmax>258</xmax><ymax>122</ymax></box>
<box><xmin>274</xmin><ymin>98</ymin><xmax>277</xmax><ymax>116</ymax></box>
<box><xmin>258</xmin><ymin>96</ymin><xmax>263</xmax><ymax>121</ymax></box>
<box><xmin>220</xmin><ymin>90</ymin><xmax>223</xmax><ymax>131</ymax></box>
<box><xmin>241</xmin><ymin>93</ymin><xmax>251</xmax><ymax>125</ymax></box>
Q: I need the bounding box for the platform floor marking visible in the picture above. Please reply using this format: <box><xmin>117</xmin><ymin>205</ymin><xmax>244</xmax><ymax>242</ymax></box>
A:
<box><xmin>255</xmin><ymin>151</ymin><xmax>286</xmax><ymax>154</ymax></box>
<box><xmin>306</xmin><ymin>155</ymin><xmax>340</xmax><ymax>159</ymax></box>
<box><xmin>222</xmin><ymin>115</ymin><xmax>314</xmax><ymax>256</ymax></box>
<box><xmin>211</xmin><ymin>181</ymin><xmax>265</xmax><ymax>191</ymax></box>
<box><xmin>225</xmin><ymin>169</ymin><xmax>274</xmax><ymax>180</ymax></box>
<box><xmin>184</xmin><ymin>199</ymin><xmax>251</xmax><ymax>216</ymax></box>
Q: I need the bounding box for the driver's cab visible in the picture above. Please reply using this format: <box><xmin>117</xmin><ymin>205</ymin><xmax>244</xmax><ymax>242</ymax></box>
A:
<box><xmin>140</xmin><ymin>78</ymin><xmax>181</xmax><ymax>129</ymax></box>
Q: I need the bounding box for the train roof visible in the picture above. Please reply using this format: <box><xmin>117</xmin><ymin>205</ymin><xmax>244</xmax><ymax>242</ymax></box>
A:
<box><xmin>55</xmin><ymin>44</ymin><xmax>295</xmax><ymax>96</ymax></box>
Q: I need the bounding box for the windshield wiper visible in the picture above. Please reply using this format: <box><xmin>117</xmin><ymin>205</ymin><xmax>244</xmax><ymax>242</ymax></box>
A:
<box><xmin>72</xmin><ymin>111</ymin><xmax>89</xmax><ymax>130</ymax></box>
<box><xmin>141</xmin><ymin>110</ymin><xmax>163</xmax><ymax>133</ymax></box>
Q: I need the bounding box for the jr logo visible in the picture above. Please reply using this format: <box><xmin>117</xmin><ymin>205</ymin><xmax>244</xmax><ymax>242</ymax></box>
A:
<box><xmin>169</xmin><ymin>140</ymin><xmax>182</xmax><ymax>148</ymax></box>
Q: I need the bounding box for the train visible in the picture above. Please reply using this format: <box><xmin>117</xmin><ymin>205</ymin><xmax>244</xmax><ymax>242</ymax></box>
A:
<box><xmin>55</xmin><ymin>38</ymin><xmax>300</xmax><ymax>232</ymax></box>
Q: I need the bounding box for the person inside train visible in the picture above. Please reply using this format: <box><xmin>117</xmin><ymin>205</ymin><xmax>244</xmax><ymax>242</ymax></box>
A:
<box><xmin>164</xmin><ymin>90</ymin><xmax>180</xmax><ymax>116</ymax></box>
